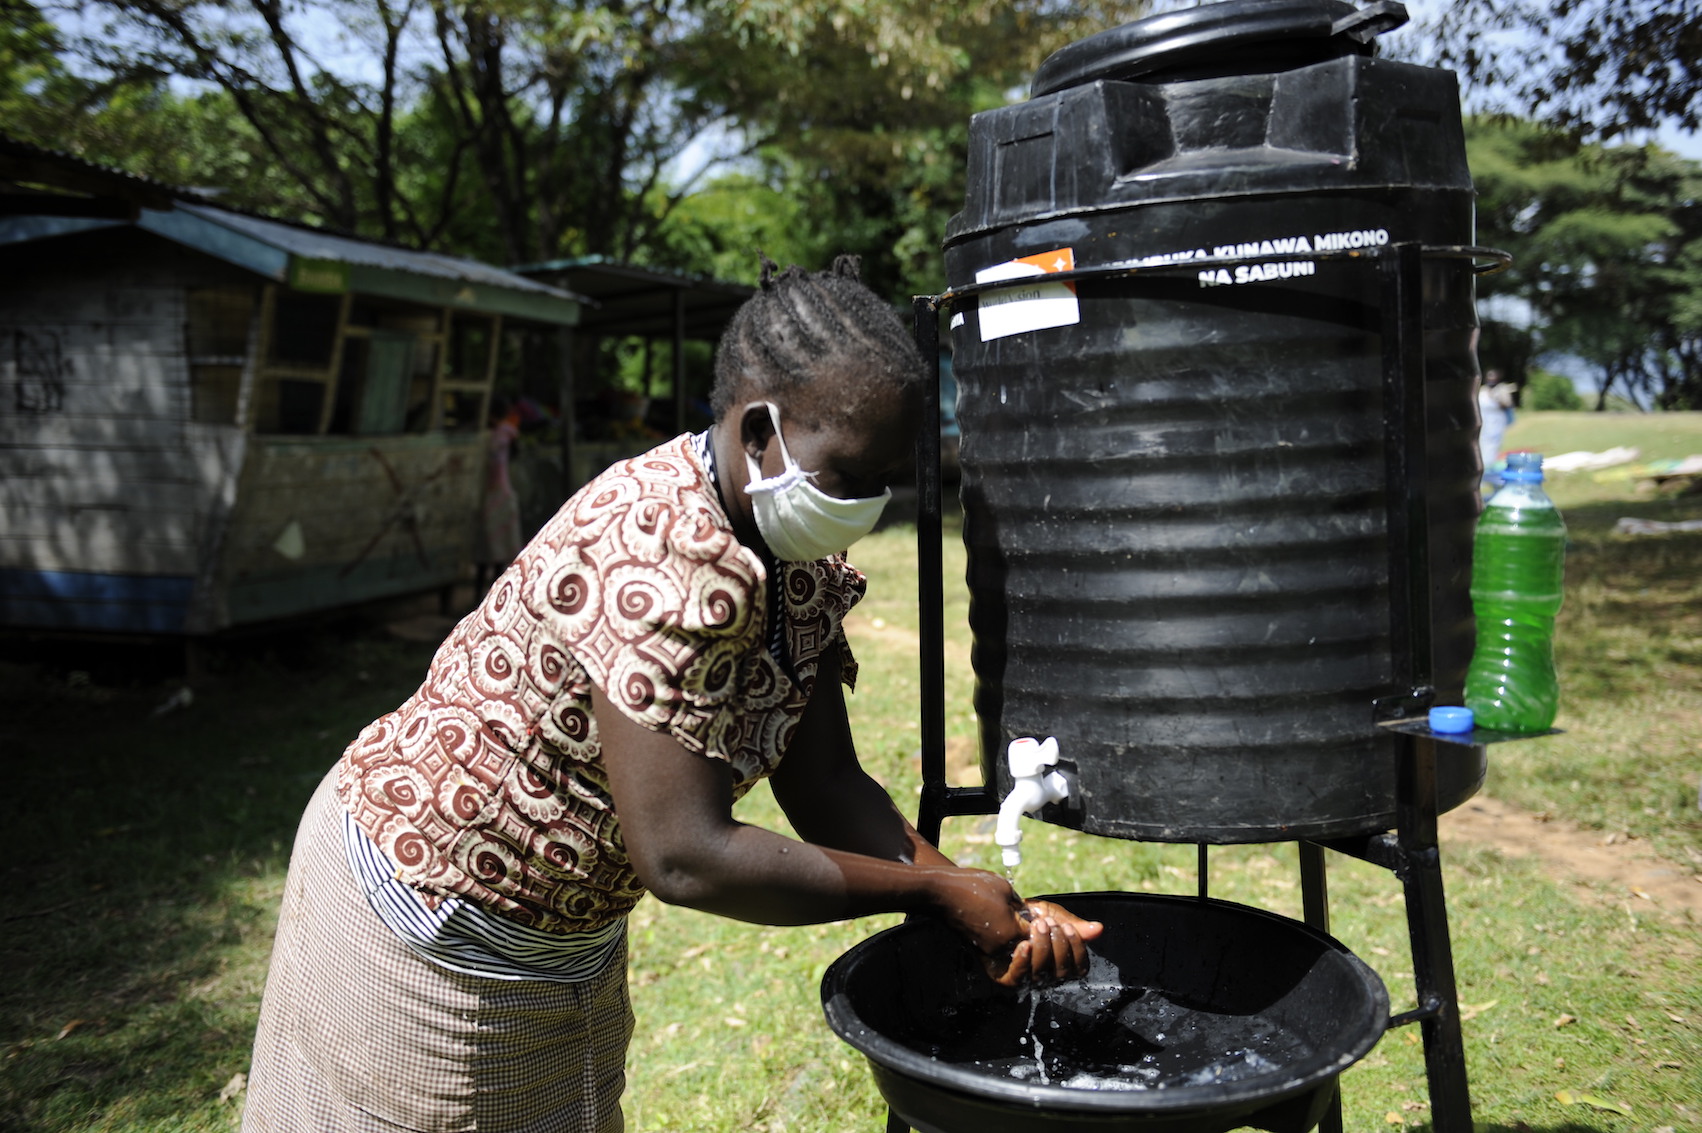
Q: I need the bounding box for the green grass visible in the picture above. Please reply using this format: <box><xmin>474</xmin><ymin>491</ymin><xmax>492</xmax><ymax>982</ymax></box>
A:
<box><xmin>0</xmin><ymin>629</ymin><xmax>437</xmax><ymax>1133</ymax></box>
<box><xmin>1504</xmin><ymin>410</ymin><xmax>1702</xmax><ymax>520</ymax></box>
<box><xmin>3</xmin><ymin>412</ymin><xmax>1701</xmax><ymax>1132</ymax></box>
<box><xmin>1505</xmin><ymin>410</ymin><xmax>1702</xmax><ymax>466</ymax></box>
<box><xmin>1491</xmin><ymin>413</ymin><xmax>1702</xmax><ymax>865</ymax></box>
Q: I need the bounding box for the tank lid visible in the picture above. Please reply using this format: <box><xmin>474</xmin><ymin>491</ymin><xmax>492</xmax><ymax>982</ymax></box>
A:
<box><xmin>1031</xmin><ymin>0</ymin><xmax>1409</xmax><ymax>98</ymax></box>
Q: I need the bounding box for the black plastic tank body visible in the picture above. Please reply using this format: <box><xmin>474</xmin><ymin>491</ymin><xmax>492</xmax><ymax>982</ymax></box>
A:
<box><xmin>945</xmin><ymin>0</ymin><xmax>1487</xmax><ymax>844</ymax></box>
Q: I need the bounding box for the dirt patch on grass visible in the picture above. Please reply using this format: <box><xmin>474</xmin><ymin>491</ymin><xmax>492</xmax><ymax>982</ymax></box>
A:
<box><xmin>1442</xmin><ymin>794</ymin><xmax>1702</xmax><ymax>924</ymax></box>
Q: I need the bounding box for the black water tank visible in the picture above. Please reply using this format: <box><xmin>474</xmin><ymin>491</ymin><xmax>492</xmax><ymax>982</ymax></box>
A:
<box><xmin>944</xmin><ymin>0</ymin><xmax>1486</xmax><ymax>843</ymax></box>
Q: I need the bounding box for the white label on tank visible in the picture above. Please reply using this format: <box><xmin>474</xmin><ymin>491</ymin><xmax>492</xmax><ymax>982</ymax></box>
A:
<box><xmin>975</xmin><ymin>248</ymin><xmax>1080</xmax><ymax>341</ymax></box>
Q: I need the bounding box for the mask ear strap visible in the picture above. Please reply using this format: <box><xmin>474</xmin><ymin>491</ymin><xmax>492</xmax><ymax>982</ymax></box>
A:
<box><xmin>760</xmin><ymin>401</ymin><xmax>795</xmax><ymax>469</ymax></box>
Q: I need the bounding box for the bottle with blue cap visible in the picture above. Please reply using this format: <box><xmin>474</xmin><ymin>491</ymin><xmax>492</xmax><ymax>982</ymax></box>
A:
<box><xmin>1464</xmin><ymin>451</ymin><xmax>1566</xmax><ymax>731</ymax></box>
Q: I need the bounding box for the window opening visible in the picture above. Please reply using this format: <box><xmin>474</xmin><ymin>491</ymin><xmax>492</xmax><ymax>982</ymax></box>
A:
<box><xmin>185</xmin><ymin>287</ymin><xmax>256</xmax><ymax>425</ymax></box>
<box><xmin>268</xmin><ymin>293</ymin><xmax>340</xmax><ymax>368</ymax></box>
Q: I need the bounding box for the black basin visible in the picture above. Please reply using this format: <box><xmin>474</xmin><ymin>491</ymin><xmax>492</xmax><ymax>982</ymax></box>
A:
<box><xmin>822</xmin><ymin>893</ymin><xmax>1389</xmax><ymax>1133</ymax></box>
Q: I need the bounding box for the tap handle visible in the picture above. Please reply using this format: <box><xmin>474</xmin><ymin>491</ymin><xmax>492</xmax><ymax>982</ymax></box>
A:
<box><xmin>1007</xmin><ymin>736</ymin><xmax>1060</xmax><ymax>778</ymax></box>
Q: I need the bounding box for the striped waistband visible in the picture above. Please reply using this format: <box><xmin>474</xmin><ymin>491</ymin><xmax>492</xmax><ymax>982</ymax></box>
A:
<box><xmin>341</xmin><ymin>810</ymin><xmax>623</xmax><ymax>983</ymax></box>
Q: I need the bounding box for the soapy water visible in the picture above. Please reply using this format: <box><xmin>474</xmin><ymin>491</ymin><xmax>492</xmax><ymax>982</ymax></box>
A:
<box><xmin>923</xmin><ymin>983</ymin><xmax>1311</xmax><ymax>1092</ymax></box>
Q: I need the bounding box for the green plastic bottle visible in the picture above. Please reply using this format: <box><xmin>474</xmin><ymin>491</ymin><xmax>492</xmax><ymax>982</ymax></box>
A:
<box><xmin>1464</xmin><ymin>451</ymin><xmax>1566</xmax><ymax>731</ymax></box>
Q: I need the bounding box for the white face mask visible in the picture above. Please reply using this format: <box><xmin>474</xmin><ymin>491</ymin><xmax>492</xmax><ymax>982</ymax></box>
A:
<box><xmin>743</xmin><ymin>402</ymin><xmax>892</xmax><ymax>561</ymax></box>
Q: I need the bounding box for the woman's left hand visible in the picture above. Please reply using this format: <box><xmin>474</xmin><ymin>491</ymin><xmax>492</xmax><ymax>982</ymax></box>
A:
<box><xmin>983</xmin><ymin>900</ymin><xmax>1104</xmax><ymax>987</ymax></box>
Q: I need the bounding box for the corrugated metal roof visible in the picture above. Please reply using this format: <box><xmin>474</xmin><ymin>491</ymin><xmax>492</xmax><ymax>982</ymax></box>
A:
<box><xmin>1</xmin><ymin>133</ymin><xmax>588</xmax><ymax>320</ymax></box>
<box><xmin>0</xmin><ymin>133</ymin><xmax>181</xmax><ymax>210</ymax></box>
<box><xmin>182</xmin><ymin>203</ymin><xmax>584</xmax><ymax>302</ymax></box>
<box><xmin>514</xmin><ymin>255</ymin><xmax>753</xmax><ymax>339</ymax></box>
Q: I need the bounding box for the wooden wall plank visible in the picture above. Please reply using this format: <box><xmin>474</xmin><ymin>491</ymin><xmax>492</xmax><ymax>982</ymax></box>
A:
<box><xmin>0</xmin><ymin>275</ymin><xmax>244</xmax><ymax>590</ymax></box>
<box><xmin>0</xmin><ymin>509</ymin><xmax>202</xmax><ymax>574</ymax></box>
<box><xmin>2</xmin><ymin>478</ymin><xmax>202</xmax><ymax>512</ymax></box>
<box><xmin>0</xmin><ymin>307</ymin><xmax>189</xmax><ymax>422</ymax></box>
<box><xmin>1</xmin><ymin>443</ymin><xmax>204</xmax><ymax>486</ymax></box>
<box><xmin>0</xmin><ymin>417</ymin><xmax>196</xmax><ymax>448</ymax></box>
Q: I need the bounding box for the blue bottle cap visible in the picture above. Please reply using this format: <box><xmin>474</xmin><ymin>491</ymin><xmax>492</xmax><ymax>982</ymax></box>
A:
<box><xmin>1428</xmin><ymin>706</ymin><xmax>1474</xmax><ymax>734</ymax></box>
<box><xmin>1501</xmin><ymin>451</ymin><xmax>1544</xmax><ymax>483</ymax></box>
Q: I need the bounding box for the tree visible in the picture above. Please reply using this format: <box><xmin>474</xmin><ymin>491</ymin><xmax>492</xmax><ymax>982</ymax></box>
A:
<box><xmin>613</xmin><ymin>0</ymin><xmax>1131</xmax><ymax>298</ymax></box>
<box><xmin>707</xmin><ymin>0</ymin><xmax>1131</xmax><ymax>299</ymax></box>
<box><xmin>1467</xmin><ymin>119</ymin><xmax>1702</xmax><ymax>410</ymax></box>
<box><xmin>17</xmin><ymin>0</ymin><xmax>1128</xmax><ymax>291</ymax></box>
<box><xmin>1422</xmin><ymin>0</ymin><xmax>1701</xmax><ymax>141</ymax></box>
<box><xmin>36</xmin><ymin>0</ymin><xmax>738</xmax><ymax>262</ymax></box>
<box><xmin>1522</xmin><ymin>368</ymin><xmax>1585</xmax><ymax>411</ymax></box>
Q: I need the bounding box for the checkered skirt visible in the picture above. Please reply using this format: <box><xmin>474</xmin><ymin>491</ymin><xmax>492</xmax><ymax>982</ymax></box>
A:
<box><xmin>243</xmin><ymin>770</ymin><xmax>633</xmax><ymax>1133</ymax></box>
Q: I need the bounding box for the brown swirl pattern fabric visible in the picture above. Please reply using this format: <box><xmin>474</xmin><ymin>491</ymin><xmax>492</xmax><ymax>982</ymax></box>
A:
<box><xmin>337</xmin><ymin>434</ymin><xmax>865</xmax><ymax>934</ymax></box>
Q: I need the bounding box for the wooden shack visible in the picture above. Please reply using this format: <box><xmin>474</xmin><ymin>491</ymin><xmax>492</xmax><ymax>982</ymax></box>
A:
<box><xmin>0</xmin><ymin>141</ymin><xmax>582</xmax><ymax>635</ymax></box>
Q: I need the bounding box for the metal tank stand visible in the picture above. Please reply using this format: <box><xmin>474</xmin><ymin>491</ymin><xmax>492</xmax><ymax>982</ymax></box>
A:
<box><xmin>895</xmin><ymin>243</ymin><xmax>1525</xmax><ymax>1133</ymax></box>
<box><xmin>1299</xmin><ymin>731</ymin><xmax>1473</xmax><ymax>1133</ymax></box>
<box><xmin>910</xmin><ymin>295</ymin><xmax>995</xmax><ymax>852</ymax></box>
<box><xmin>1295</xmin><ymin>243</ymin><xmax>1550</xmax><ymax>1133</ymax></box>
<box><xmin>1294</xmin><ymin>242</ymin><xmax>1473</xmax><ymax>1133</ymax></box>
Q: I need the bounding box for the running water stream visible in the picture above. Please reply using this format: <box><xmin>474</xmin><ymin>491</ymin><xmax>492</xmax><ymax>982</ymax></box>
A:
<box><xmin>1019</xmin><ymin>988</ymin><xmax>1049</xmax><ymax>1084</ymax></box>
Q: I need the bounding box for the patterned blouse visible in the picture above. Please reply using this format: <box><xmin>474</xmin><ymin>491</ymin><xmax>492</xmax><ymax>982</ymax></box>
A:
<box><xmin>336</xmin><ymin>433</ymin><xmax>865</xmax><ymax>934</ymax></box>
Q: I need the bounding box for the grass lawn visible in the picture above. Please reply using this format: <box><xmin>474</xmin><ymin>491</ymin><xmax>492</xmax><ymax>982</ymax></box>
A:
<box><xmin>1502</xmin><ymin>410</ymin><xmax>1702</xmax><ymax>521</ymax></box>
<box><xmin>2</xmin><ymin>412</ymin><xmax>1699</xmax><ymax>1133</ymax></box>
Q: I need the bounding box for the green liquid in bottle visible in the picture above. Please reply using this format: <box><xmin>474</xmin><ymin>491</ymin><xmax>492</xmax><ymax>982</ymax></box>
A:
<box><xmin>1463</xmin><ymin>453</ymin><xmax>1566</xmax><ymax>732</ymax></box>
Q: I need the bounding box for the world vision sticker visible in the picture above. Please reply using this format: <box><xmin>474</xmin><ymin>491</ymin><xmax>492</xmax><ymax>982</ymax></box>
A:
<box><xmin>974</xmin><ymin>248</ymin><xmax>1080</xmax><ymax>342</ymax></box>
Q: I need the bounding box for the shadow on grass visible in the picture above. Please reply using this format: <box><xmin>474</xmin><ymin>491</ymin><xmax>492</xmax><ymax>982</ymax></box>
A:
<box><xmin>1475</xmin><ymin>1125</ymin><xmax>1620</xmax><ymax>1133</ymax></box>
<box><xmin>1555</xmin><ymin>489</ymin><xmax>1702</xmax><ymax>537</ymax></box>
<box><xmin>1555</xmin><ymin>520</ymin><xmax>1702</xmax><ymax>702</ymax></box>
<box><xmin>1378</xmin><ymin>1126</ymin><xmax>1619</xmax><ymax>1133</ymax></box>
<box><xmin>0</xmin><ymin>615</ymin><xmax>437</xmax><ymax>1131</ymax></box>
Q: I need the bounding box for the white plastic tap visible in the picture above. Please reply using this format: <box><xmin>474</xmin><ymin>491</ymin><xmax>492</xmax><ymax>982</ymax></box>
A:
<box><xmin>994</xmin><ymin>736</ymin><xmax>1069</xmax><ymax>869</ymax></box>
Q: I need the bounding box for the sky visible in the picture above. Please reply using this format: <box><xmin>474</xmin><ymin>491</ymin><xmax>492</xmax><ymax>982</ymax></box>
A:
<box><xmin>1653</xmin><ymin>123</ymin><xmax>1702</xmax><ymax>163</ymax></box>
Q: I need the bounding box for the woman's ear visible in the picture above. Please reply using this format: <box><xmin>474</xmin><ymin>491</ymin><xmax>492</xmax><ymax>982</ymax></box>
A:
<box><xmin>738</xmin><ymin>400</ymin><xmax>777</xmax><ymax>460</ymax></box>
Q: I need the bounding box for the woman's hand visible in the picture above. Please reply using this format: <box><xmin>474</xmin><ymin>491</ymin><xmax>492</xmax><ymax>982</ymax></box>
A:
<box><xmin>986</xmin><ymin>901</ymin><xmax>1105</xmax><ymax>987</ymax></box>
<box><xmin>929</xmin><ymin>872</ymin><xmax>1105</xmax><ymax>987</ymax></box>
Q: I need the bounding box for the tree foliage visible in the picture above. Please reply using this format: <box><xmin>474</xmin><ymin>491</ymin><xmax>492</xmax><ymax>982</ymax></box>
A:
<box><xmin>31</xmin><ymin>0</ymin><xmax>746</xmax><ymax>263</ymax></box>
<box><xmin>1468</xmin><ymin>118</ymin><xmax>1702</xmax><ymax>410</ymax></box>
<box><xmin>1522</xmin><ymin>368</ymin><xmax>1585</xmax><ymax>411</ymax></box>
<box><xmin>1423</xmin><ymin>0</ymin><xmax>1701</xmax><ymax>141</ymax></box>
<box><xmin>687</xmin><ymin>0</ymin><xmax>1131</xmax><ymax>298</ymax></box>
<box><xmin>6</xmin><ymin>0</ymin><xmax>1130</xmax><ymax>299</ymax></box>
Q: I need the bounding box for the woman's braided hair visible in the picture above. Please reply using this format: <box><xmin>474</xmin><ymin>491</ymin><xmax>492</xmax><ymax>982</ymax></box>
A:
<box><xmin>710</xmin><ymin>254</ymin><xmax>924</xmax><ymax>424</ymax></box>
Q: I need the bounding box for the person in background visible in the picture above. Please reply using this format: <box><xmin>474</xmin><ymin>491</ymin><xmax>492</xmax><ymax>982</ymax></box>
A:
<box><xmin>473</xmin><ymin>393</ymin><xmax>524</xmax><ymax>596</ymax></box>
<box><xmin>241</xmin><ymin>255</ymin><xmax>1103</xmax><ymax>1133</ymax></box>
<box><xmin>1477</xmin><ymin>368</ymin><xmax>1517</xmax><ymax>492</ymax></box>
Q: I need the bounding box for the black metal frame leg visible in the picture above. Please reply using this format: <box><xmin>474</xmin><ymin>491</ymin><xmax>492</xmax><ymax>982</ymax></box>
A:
<box><xmin>1396</xmin><ymin>736</ymin><xmax>1473</xmax><ymax>1133</ymax></box>
<box><xmin>1299</xmin><ymin>842</ymin><xmax>1344</xmax><ymax>1133</ymax></box>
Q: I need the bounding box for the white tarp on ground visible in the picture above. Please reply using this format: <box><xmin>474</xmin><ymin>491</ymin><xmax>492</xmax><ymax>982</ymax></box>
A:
<box><xmin>1614</xmin><ymin>517</ymin><xmax>1702</xmax><ymax>536</ymax></box>
<box><xmin>1543</xmin><ymin>447</ymin><xmax>1641</xmax><ymax>472</ymax></box>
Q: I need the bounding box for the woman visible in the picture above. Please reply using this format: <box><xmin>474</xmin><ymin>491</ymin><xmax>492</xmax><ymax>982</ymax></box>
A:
<box><xmin>472</xmin><ymin>394</ymin><xmax>524</xmax><ymax>597</ymax></box>
<box><xmin>1477</xmin><ymin>368</ymin><xmax>1516</xmax><ymax>491</ymax></box>
<box><xmin>242</xmin><ymin>256</ymin><xmax>1102</xmax><ymax>1133</ymax></box>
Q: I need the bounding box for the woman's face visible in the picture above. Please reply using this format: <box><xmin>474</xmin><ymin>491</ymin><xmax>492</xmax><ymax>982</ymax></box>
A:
<box><xmin>718</xmin><ymin>380</ymin><xmax>920</xmax><ymax>551</ymax></box>
<box><xmin>758</xmin><ymin>389</ymin><xmax>918</xmax><ymax>501</ymax></box>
